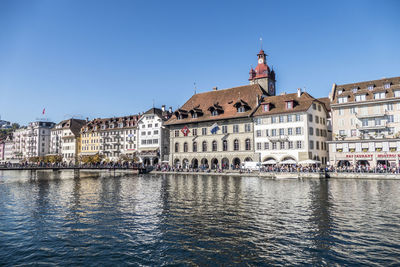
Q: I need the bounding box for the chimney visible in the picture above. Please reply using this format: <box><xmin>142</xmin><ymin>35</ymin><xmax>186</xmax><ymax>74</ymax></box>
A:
<box><xmin>161</xmin><ymin>105</ymin><xmax>165</xmax><ymax>112</ymax></box>
<box><xmin>213</xmin><ymin>86</ymin><xmax>218</xmax><ymax>91</ymax></box>
<box><xmin>297</xmin><ymin>88</ymin><xmax>302</xmax><ymax>97</ymax></box>
<box><xmin>169</xmin><ymin>106</ymin><xmax>172</xmax><ymax>113</ymax></box>
<box><xmin>86</xmin><ymin>117</ymin><xmax>89</xmax><ymax>122</ymax></box>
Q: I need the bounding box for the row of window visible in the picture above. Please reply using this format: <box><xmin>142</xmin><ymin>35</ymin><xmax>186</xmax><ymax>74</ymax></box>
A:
<box><xmin>141</xmin><ymin>139</ymin><xmax>159</xmax><ymax>145</ymax></box>
<box><xmin>141</xmin><ymin>130</ymin><xmax>159</xmax><ymax>136</ymax></box>
<box><xmin>177</xmin><ymin>106</ymin><xmax>248</xmax><ymax>120</ymax></box>
<box><xmin>256</xmin><ymin>127</ymin><xmax>303</xmax><ymax>136</ymax></box>
<box><xmin>338</xmin><ymin>103</ymin><xmax>399</xmax><ymax>116</ymax></box>
<box><xmin>174</xmin><ymin>139</ymin><xmax>252</xmax><ymax>153</ymax></box>
<box><xmin>141</xmin><ymin>123</ymin><xmax>159</xmax><ymax>128</ymax></box>
<box><xmin>338</xmin><ymin>90</ymin><xmax>400</xmax><ymax>103</ymax></box>
<box><xmin>338</xmin><ymin>128</ymin><xmax>395</xmax><ymax>137</ymax></box>
<box><xmin>255</xmin><ymin>140</ymin><xmax>327</xmax><ymax>151</ymax></box>
<box><xmin>338</xmin><ymin>83</ymin><xmax>393</xmax><ymax>96</ymax></box>
<box><xmin>82</xmin><ymin>144</ymin><xmax>136</xmax><ymax>151</ymax></box>
<box><xmin>256</xmin><ymin>141</ymin><xmax>303</xmax><ymax>150</ymax></box>
<box><xmin>82</xmin><ymin>130</ymin><xmax>136</xmax><ymax>138</ymax></box>
<box><xmin>174</xmin><ymin>124</ymin><xmax>252</xmax><ymax>137</ymax></box>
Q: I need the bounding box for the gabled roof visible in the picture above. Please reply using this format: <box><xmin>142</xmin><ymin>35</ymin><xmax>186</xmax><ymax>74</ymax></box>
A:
<box><xmin>253</xmin><ymin>92</ymin><xmax>328</xmax><ymax>116</ymax></box>
<box><xmin>165</xmin><ymin>84</ymin><xmax>267</xmax><ymax>125</ymax></box>
<box><xmin>317</xmin><ymin>97</ymin><xmax>331</xmax><ymax>112</ymax></box>
<box><xmin>140</xmin><ymin>107</ymin><xmax>172</xmax><ymax>121</ymax></box>
<box><xmin>53</xmin><ymin>119</ymin><xmax>86</xmax><ymax>136</ymax></box>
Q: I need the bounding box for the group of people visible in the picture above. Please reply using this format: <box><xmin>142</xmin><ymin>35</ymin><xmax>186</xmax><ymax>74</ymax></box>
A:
<box><xmin>154</xmin><ymin>162</ymin><xmax>400</xmax><ymax>174</ymax></box>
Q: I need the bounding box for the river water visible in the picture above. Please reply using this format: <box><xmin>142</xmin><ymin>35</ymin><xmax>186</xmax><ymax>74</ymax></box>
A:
<box><xmin>0</xmin><ymin>170</ymin><xmax>399</xmax><ymax>266</ymax></box>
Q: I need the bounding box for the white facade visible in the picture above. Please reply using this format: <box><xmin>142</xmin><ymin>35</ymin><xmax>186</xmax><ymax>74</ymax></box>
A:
<box><xmin>12</xmin><ymin>121</ymin><xmax>55</xmax><ymax>160</ymax></box>
<box><xmin>254</xmin><ymin>93</ymin><xmax>330</xmax><ymax>165</ymax></box>
<box><xmin>137</xmin><ymin>107</ymin><xmax>171</xmax><ymax>165</ymax></box>
<box><xmin>50</xmin><ymin>119</ymin><xmax>85</xmax><ymax>163</ymax></box>
<box><xmin>4</xmin><ymin>139</ymin><xmax>14</xmax><ymax>161</ymax></box>
<box><xmin>100</xmin><ymin>126</ymin><xmax>138</xmax><ymax>161</ymax></box>
<box><xmin>328</xmin><ymin>77</ymin><xmax>400</xmax><ymax>167</ymax></box>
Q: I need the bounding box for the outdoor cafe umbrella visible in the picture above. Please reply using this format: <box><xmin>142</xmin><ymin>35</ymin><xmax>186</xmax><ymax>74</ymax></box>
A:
<box><xmin>279</xmin><ymin>159</ymin><xmax>297</xmax><ymax>165</ymax></box>
<box><xmin>262</xmin><ymin>159</ymin><xmax>277</xmax><ymax>165</ymax></box>
<box><xmin>298</xmin><ymin>159</ymin><xmax>321</xmax><ymax>165</ymax></box>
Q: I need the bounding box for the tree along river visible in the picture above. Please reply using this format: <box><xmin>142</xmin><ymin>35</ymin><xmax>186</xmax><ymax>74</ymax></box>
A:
<box><xmin>0</xmin><ymin>170</ymin><xmax>399</xmax><ymax>266</ymax></box>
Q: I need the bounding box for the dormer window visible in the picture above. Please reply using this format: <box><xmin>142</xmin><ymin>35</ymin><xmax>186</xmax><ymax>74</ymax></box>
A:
<box><xmin>368</xmin><ymin>85</ymin><xmax>374</xmax><ymax>91</ymax></box>
<box><xmin>338</xmin><ymin>89</ymin><xmax>343</xmax><ymax>95</ymax></box>
<box><xmin>192</xmin><ymin>112</ymin><xmax>198</xmax><ymax>118</ymax></box>
<box><xmin>212</xmin><ymin>110</ymin><xmax>219</xmax><ymax>116</ymax></box>
<box><xmin>101</xmin><ymin>125</ymin><xmax>106</xmax><ymax>130</ymax></box>
<box><xmin>384</xmin><ymin>83</ymin><xmax>391</xmax><ymax>89</ymax></box>
<box><xmin>394</xmin><ymin>90</ymin><xmax>400</xmax><ymax>97</ymax></box>
<box><xmin>355</xmin><ymin>94</ymin><xmax>366</xmax><ymax>102</ymax></box>
<box><xmin>237</xmin><ymin>107</ymin><xmax>245</xmax><ymax>113</ymax></box>
<box><xmin>352</xmin><ymin>87</ymin><xmax>358</xmax><ymax>93</ymax></box>
<box><xmin>178</xmin><ymin>114</ymin><xmax>183</xmax><ymax>120</ymax></box>
<box><xmin>263</xmin><ymin>104</ymin><xmax>270</xmax><ymax>112</ymax></box>
<box><xmin>286</xmin><ymin>101</ymin><xmax>293</xmax><ymax>109</ymax></box>
<box><xmin>119</xmin><ymin>123</ymin><xmax>123</xmax><ymax>128</ymax></box>
<box><xmin>338</xmin><ymin>96</ymin><xmax>347</xmax><ymax>103</ymax></box>
<box><xmin>374</xmin><ymin>92</ymin><xmax>385</xmax><ymax>100</ymax></box>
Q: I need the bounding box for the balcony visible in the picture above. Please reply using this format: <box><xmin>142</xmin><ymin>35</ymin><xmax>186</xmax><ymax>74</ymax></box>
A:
<box><xmin>268</xmin><ymin>135</ymin><xmax>289</xmax><ymax>142</ymax></box>
<box><xmin>356</xmin><ymin>111</ymin><xmax>387</xmax><ymax>119</ymax></box>
<box><xmin>357</xmin><ymin>122</ymin><xmax>387</xmax><ymax>131</ymax></box>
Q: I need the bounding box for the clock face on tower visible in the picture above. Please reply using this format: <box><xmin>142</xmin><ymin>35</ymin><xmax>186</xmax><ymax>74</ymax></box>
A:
<box><xmin>269</xmin><ymin>81</ymin><xmax>275</xmax><ymax>95</ymax></box>
<box><xmin>258</xmin><ymin>58</ymin><xmax>263</xmax><ymax>64</ymax></box>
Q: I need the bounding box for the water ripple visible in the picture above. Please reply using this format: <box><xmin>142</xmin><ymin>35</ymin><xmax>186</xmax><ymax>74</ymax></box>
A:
<box><xmin>0</xmin><ymin>171</ymin><xmax>400</xmax><ymax>266</ymax></box>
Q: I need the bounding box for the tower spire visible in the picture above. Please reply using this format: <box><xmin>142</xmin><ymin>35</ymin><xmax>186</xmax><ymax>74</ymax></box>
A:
<box><xmin>260</xmin><ymin>37</ymin><xmax>263</xmax><ymax>50</ymax></box>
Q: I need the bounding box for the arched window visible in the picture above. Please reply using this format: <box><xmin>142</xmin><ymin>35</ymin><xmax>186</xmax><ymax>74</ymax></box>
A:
<box><xmin>202</xmin><ymin>141</ymin><xmax>207</xmax><ymax>152</ymax></box>
<box><xmin>223</xmin><ymin>140</ymin><xmax>228</xmax><ymax>151</ymax></box>
<box><xmin>175</xmin><ymin>142</ymin><xmax>179</xmax><ymax>153</ymax></box>
<box><xmin>233</xmin><ymin>139</ymin><xmax>239</xmax><ymax>151</ymax></box>
<box><xmin>212</xmin><ymin>140</ymin><xmax>217</xmax><ymax>151</ymax></box>
<box><xmin>245</xmin><ymin>139</ymin><xmax>251</xmax><ymax>150</ymax></box>
<box><xmin>184</xmin><ymin>142</ymin><xmax>188</xmax><ymax>152</ymax></box>
<box><xmin>193</xmin><ymin>141</ymin><xmax>197</xmax><ymax>152</ymax></box>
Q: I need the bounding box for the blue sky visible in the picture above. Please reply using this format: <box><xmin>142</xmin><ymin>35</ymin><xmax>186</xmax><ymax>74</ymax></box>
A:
<box><xmin>0</xmin><ymin>0</ymin><xmax>399</xmax><ymax>125</ymax></box>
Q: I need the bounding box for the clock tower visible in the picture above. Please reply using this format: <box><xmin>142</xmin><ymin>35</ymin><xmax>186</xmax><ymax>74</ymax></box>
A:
<box><xmin>249</xmin><ymin>49</ymin><xmax>276</xmax><ymax>96</ymax></box>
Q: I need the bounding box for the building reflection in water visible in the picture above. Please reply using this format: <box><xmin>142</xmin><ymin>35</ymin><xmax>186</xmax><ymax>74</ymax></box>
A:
<box><xmin>1</xmin><ymin>171</ymin><xmax>400</xmax><ymax>266</ymax></box>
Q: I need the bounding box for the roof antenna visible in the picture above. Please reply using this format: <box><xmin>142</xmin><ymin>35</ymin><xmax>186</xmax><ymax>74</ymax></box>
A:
<box><xmin>194</xmin><ymin>82</ymin><xmax>197</xmax><ymax>95</ymax></box>
<box><xmin>152</xmin><ymin>99</ymin><xmax>155</xmax><ymax>108</ymax></box>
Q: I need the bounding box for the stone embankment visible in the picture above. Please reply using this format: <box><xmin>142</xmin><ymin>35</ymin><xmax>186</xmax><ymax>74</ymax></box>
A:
<box><xmin>151</xmin><ymin>171</ymin><xmax>400</xmax><ymax>180</ymax></box>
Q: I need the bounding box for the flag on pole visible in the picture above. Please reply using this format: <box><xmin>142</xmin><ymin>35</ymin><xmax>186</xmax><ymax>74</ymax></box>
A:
<box><xmin>181</xmin><ymin>125</ymin><xmax>190</xmax><ymax>136</ymax></box>
<box><xmin>42</xmin><ymin>108</ymin><xmax>45</xmax><ymax>115</ymax></box>
<box><xmin>210</xmin><ymin>123</ymin><xmax>219</xmax><ymax>134</ymax></box>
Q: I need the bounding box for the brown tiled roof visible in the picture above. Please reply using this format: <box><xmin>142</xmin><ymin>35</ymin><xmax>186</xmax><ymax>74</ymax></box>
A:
<box><xmin>165</xmin><ymin>84</ymin><xmax>267</xmax><ymax>125</ymax></box>
<box><xmin>53</xmin><ymin>119</ymin><xmax>86</xmax><ymax>136</ymax></box>
<box><xmin>332</xmin><ymin>76</ymin><xmax>400</xmax><ymax>104</ymax></box>
<box><xmin>318</xmin><ymin>97</ymin><xmax>331</xmax><ymax>111</ymax></box>
<box><xmin>253</xmin><ymin>92</ymin><xmax>328</xmax><ymax>116</ymax></box>
<box><xmin>81</xmin><ymin>115</ymin><xmax>140</xmax><ymax>133</ymax></box>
